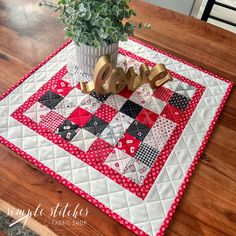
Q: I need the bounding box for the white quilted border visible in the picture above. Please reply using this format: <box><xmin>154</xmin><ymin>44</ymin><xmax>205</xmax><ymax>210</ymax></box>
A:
<box><xmin>0</xmin><ymin>40</ymin><xmax>231</xmax><ymax>236</ymax></box>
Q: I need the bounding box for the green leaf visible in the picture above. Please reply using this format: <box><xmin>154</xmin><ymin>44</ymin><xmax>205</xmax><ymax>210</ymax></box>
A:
<box><xmin>103</xmin><ymin>18</ymin><xmax>112</xmax><ymax>27</ymax></box>
<box><xmin>91</xmin><ymin>40</ymin><xmax>101</xmax><ymax>48</ymax></box>
<box><xmin>79</xmin><ymin>34</ymin><xmax>88</xmax><ymax>44</ymax></box>
<box><xmin>40</xmin><ymin>0</ymin><xmax>150</xmax><ymax>47</ymax></box>
<box><xmin>79</xmin><ymin>3</ymin><xmax>85</xmax><ymax>12</ymax></box>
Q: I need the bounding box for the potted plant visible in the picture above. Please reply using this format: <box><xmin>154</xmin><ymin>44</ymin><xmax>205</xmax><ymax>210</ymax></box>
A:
<box><xmin>40</xmin><ymin>0</ymin><xmax>149</xmax><ymax>77</ymax></box>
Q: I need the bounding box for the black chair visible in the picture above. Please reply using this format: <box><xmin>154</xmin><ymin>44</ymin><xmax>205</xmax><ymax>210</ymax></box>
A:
<box><xmin>201</xmin><ymin>0</ymin><xmax>236</xmax><ymax>27</ymax></box>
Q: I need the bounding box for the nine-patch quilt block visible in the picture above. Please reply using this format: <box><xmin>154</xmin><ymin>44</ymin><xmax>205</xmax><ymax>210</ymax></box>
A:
<box><xmin>0</xmin><ymin>38</ymin><xmax>233</xmax><ymax>236</ymax></box>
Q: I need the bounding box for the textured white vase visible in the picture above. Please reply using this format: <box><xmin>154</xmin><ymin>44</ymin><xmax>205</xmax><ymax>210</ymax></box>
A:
<box><xmin>75</xmin><ymin>42</ymin><xmax>119</xmax><ymax>77</ymax></box>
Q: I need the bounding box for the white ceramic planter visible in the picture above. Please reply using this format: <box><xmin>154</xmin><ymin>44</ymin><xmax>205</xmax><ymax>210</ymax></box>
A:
<box><xmin>75</xmin><ymin>43</ymin><xmax>119</xmax><ymax>77</ymax></box>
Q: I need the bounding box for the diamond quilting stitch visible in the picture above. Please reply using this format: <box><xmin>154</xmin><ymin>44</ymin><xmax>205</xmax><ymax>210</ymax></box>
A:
<box><xmin>54</xmin><ymin>95</ymin><xmax>78</xmax><ymax>118</ymax></box>
<box><xmin>104</xmin><ymin>148</ymin><xmax>133</xmax><ymax>174</ymax></box>
<box><xmin>129</xmin><ymin>84</ymin><xmax>154</xmax><ymax>106</ymax></box>
<box><xmin>116</xmin><ymin>133</ymin><xmax>141</xmax><ymax>157</ymax></box>
<box><xmin>126</xmin><ymin>120</ymin><xmax>150</xmax><ymax>141</ymax></box>
<box><xmin>10</xmin><ymin>44</ymin><xmax>206</xmax><ymax>203</ymax></box>
<box><xmin>67</xmin><ymin>107</ymin><xmax>92</xmax><ymax>127</ymax></box>
<box><xmin>11</xmin><ymin>63</ymin><xmax>203</xmax><ymax>201</ymax></box>
<box><xmin>161</xmin><ymin>104</ymin><xmax>183</xmax><ymax>124</ymax></box>
<box><xmin>51</xmin><ymin>79</ymin><xmax>73</xmax><ymax>97</ymax></box>
<box><xmin>38</xmin><ymin>90</ymin><xmax>64</xmax><ymax>109</ymax></box>
<box><xmin>155</xmin><ymin>116</ymin><xmax>176</xmax><ymax>136</ymax></box>
<box><xmin>144</xmin><ymin>96</ymin><xmax>167</xmax><ymax>115</ymax></box>
<box><xmin>55</xmin><ymin>119</ymin><xmax>80</xmax><ymax>141</ymax></box>
<box><xmin>1</xmin><ymin>38</ymin><xmax>232</xmax><ymax>236</ymax></box>
<box><xmin>71</xmin><ymin>128</ymin><xmax>97</xmax><ymax>152</ymax></box>
<box><xmin>122</xmin><ymin>158</ymin><xmax>151</xmax><ymax>185</ymax></box>
<box><xmin>135</xmin><ymin>108</ymin><xmax>159</xmax><ymax>128</ymax></box>
<box><xmin>143</xmin><ymin>116</ymin><xmax>176</xmax><ymax>151</ymax></box>
<box><xmin>99</xmin><ymin>126</ymin><xmax>118</xmax><ymax>146</ymax></box>
<box><xmin>100</xmin><ymin>112</ymin><xmax>134</xmax><ymax>146</ymax></box>
<box><xmin>153</xmin><ymin>86</ymin><xmax>173</xmax><ymax>102</ymax></box>
<box><xmin>174</xmin><ymin>82</ymin><xmax>196</xmax><ymax>99</ymax></box>
<box><xmin>94</xmin><ymin>103</ymin><xmax>118</xmax><ymax>123</ymax></box>
<box><xmin>83</xmin><ymin>115</ymin><xmax>108</xmax><ymax>137</ymax></box>
<box><xmin>169</xmin><ymin>92</ymin><xmax>190</xmax><ymax>111</ymax></box>
<box><xmin>134</xmin><ymin>143</ymin><xmax>160</xmax><ymax>168</ymax></box>
<box><xmin>39</xmin><ymin>111</ymin><xmax>65</xmax><ymax>132</ymax></box>
<box><xmin>86</xmin><ymin>138</ymin><xmax>114</xmax><ymax>163</ymax></box>
<box><xmin>120</xmin><ymin>100</ymin><xmax>143</xmax><ymax>119</ymax></box>
<box><xmin>63</xmin><ymin>87</ymin><xmax>88</xmax><ymax>107</ymax></box>
<box><xmin>79</xmin><ymin>94</ymin><xmax>102</xmax><ymax>114</ymax></box>
<box><xmin>24</xmin><ymin>102</ymin><xmax>51</xmax><ymax>123</ymax></box>
<box><xmin>105</xmin><ymin>94</ymin><xmax>127</xmax><ymax>110</ymax></box>
<box><xmin>163</xmin><ymin>78</ymin><xmax>180</xmax><ymax>91</ymax></box>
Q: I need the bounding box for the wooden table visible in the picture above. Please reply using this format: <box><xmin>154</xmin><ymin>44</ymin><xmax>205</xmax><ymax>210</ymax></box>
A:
<box><xmin>0</xmin><ymin>0</ymin><xmax>235</xmax><ymax>235</ymax></box>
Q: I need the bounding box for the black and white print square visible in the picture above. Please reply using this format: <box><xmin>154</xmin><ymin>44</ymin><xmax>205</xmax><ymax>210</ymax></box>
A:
<box><xmin>126</xmin><ymin>120</ymin><xmax>150</xmax><ymax>141</ymax></box>
<box><xmin>84</xmin><ymin>115</ymin><xmax>109</xmax><ymax>137</ymax></box>
<box><xmin>55</xmin><ymin>119</ymin><xmax>80</xmax><ymax>141</ymax></box>
<box><xmin>38</xmin><ymin>90</ymin><xmax>64</xmax><ymax>109</ymax></box>
<box><xmin>134</xmin><ymin>143</ymin><xmax>160</xmax><ymax>168</ymax></box>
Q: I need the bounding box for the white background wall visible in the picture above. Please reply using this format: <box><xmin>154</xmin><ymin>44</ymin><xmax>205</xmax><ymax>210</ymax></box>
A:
<box><xmin>144</xmin><ymin>0</ymin><xmax>195</xmax><ymax>15</ymax></box>
<box><xmin>144</xmin><ymin>0</ymin><xmax>236</xmax><ymax>33</ymax></box>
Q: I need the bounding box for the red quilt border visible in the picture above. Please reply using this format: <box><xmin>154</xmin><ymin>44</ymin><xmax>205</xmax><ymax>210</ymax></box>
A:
<box><xmin>0</xmin><ymin>38</ymin><xmax>233</xmax><ymax>236</ymax></box>
<box><xmin>11</xmin><ymin>50</ymin><xmax>205</xmax><ymax>200</ymax></box>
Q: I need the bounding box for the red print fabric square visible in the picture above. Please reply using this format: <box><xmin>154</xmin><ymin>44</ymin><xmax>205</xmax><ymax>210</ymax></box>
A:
<box><xmin>94</xmin><ymin>103</ymin><xmax>118</xmax><ymax>123</ymax></box>
<box><xmin>51</xmin><ymin>80</ymin><xmax>73</xmax><ymax>97</ymax></box>
<box><xmin>76</xmin><ymin>82</ymin><xmax>81</xmax><ymax>90</ymax></box>
<box><xmin>39</xmin><ymin>111</ymin><xmax>65</xmax><ymax>132</ymax></box>
<box><xmin>161</xmin><ymin>104</ymin><xmax>183</xmax><ymax>124</ymax></box>
<box><xmin>67</xmin><ymin>107</ymin><xmax>92</xmax><ymax>127</ymax></box>
<box><xmin>153</xmin><ymin>86</ymin><xmax>173</xmax><ymax>102</ymax></box>
<box><xmin>116</xmin><ymin>133</ymin><xmax>141</xmax><ymax>157</ymax></box>
<box><xmin>118</xmin><ymin>87</ymin><xmax>133</xmax><ymax>99</ymax></box>
<box><xmin>87</xmin><ymin>138</ymin><xmax>114</xmax><ymax>163</ymax></box>
<box><xmin>136</xmin><ymin>108</ymin><xmax>159</xmax><ymax>128</ymax></box>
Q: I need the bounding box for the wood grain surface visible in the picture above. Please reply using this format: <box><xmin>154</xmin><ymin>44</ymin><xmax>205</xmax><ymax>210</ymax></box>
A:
<box><xmin>0</xmin><ymin>0</ymin><xmax>236</xmax><ymax>235</ymax></box>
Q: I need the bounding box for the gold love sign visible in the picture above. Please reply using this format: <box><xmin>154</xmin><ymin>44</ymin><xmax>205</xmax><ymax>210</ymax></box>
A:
<box><xmin>80</xmin><ymin>55</ymin><xmax>173</xmax><ymax>95</ymax></box>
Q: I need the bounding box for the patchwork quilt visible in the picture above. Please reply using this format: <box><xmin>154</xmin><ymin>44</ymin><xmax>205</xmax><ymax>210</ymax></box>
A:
<box><xmin>0</xmin><ymin>38</ymin><xmax>233</xmax><ymax>236</ymax></box>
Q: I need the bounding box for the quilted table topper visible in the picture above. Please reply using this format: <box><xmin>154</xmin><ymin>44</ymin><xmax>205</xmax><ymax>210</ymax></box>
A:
<box><xmin>0</xmin><ymin>38</ymin><xmax>233</xmax><ymax>236</ymax></box>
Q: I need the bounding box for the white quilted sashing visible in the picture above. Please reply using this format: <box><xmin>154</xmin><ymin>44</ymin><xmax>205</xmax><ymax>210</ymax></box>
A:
<box><xmin>0</xmin><ymin>39</ymin><xmax>232</xmax><ymax>236</ymax></box>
